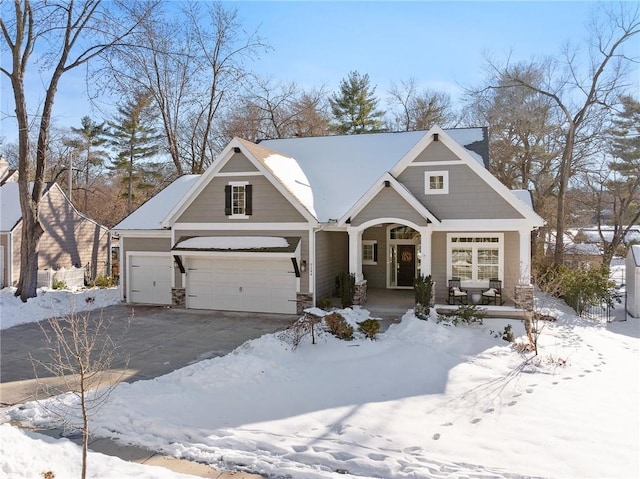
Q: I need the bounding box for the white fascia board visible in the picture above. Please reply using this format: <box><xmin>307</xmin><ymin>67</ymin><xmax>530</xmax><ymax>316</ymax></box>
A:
<box><xmin>337</xmin><ymin>172</ymin><xmax>439</xmax><ymax>226</ymax></box>
<box><xmin>434</xmin><ymin>218</ymin><xmax>542</xmax><ymax>231</ymax></box>
<box><xmin>174</xmin><ymin>250</ymin><xmax>295</xmax><ymax>259</ymax></box>
<box><xmin>161</xmin><ymin>139</ymin><xmax>242</xmax><ymax>227</ymax></box>
<box><xmin>391</xmin><ymin>126</ymin><xmax>545</xmax><ymax>226</ymax></box>
<box><xmin>173</xmin><ymin>222</ymin><xmax>312</xmax><ymax>231</ymax></box>
<box><xmin>111</xmin><ymin>229</ymin><xmax>172</xmax><ymax>238</ymax></box>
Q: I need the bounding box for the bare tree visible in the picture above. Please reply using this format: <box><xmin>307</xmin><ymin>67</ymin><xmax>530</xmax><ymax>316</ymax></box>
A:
<box><xmin>482</xmin><ymin>3</ymin><xmax>640</xmax><ymax>267</ymax></box>
<box><xmin>388</xmin><ymin>78</ymin><xmax>455</xmax><ymax>131</ymax></box>
<box><xmin>1</xmin><ymin>0</ymin><xmax>156</xmax><ymax>301</ymax></box>
<box><xmin>31</xmin><ymin>305</ymin><xmax>131</xmax><ymax>479</ymax></box>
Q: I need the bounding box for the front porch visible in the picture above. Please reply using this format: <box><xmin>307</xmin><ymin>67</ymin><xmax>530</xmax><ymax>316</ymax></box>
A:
<box><xmin>361</xmin><ymin>288</ymin><xmax>527</xmax><ymax>320</ymax></box>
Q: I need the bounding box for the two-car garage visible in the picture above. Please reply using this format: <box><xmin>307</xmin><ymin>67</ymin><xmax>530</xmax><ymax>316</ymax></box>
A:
<box><xmin>126</xmin><ymin>237</ymin><xmax>300</xmax><ymax>314</ymax></box>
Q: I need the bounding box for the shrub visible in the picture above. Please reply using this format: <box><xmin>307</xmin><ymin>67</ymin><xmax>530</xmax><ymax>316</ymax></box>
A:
<box><xmin>91</xmin><ymin>275</ymin><xmax>118</xmax><ymax>288</ymax></box>
<box><xmin>279</xmin><ymin>313</ymin><xmax>322</xmax><ymax>350</ymax></box>
<box><xmin>325</xmin><ymin>312</ymin><xmax>354</xmax><ymax>340</ymax></box>
<box><xmin>558</xmin><ymin>265</ymin><xmax>615</xmax><ymax>314</ymax></box>
<box><xmin>501</xmin><ymin>324</ymin><xmax>514</xmax><ymax>342</ymax></box>
<box><xmin>51</xmin><ymin>277</ymin><xmax>68</xmax><ymax>290</ymax></box>
<box><xmin>414</xmin><ymin>274</ymin><xmax>433</xmax><ymax>320</ymax></box>
<box><xmin>335</xmin><ymin>272</ymin><xmax>355</xmax><ymax>308</ymax></box>
<box><xmin>438</xmin><ymin>304</ymin><xmax>486</xmax><ymax>326</ymax></box>
<box><xmin>316</xmin><ymin>297</ymin><xmax>332</xmax><ymax>310</ymax></box>
<box><xmin>358</xmin><ymin>318</ymin><xmax>380</xmax><ymax>340</ymax></box>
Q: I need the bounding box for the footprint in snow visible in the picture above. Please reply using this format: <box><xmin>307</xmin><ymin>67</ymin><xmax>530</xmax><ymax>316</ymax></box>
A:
<box><xmin>513</xmin><ymin>393</ymin><xmax>522</xmax><ymax>398</ymax></box>
<box><xmin>441</xmin><ymin>422</ymin><xmax>454</xmax><ymax>427</ymax></box>
<box><xmin>563</xmin><ymin>376</ymin><xmax>573</xmax><ymax>380</ymax></box>
<box><xmin>552</xmin><ymin>381</ymin><xmax>559</xmax><ymax>385</ymax></box>
<box><xmin>368</xmin><ymin>453</ymin><xmax>387</xmax><ymax>461</ymax></box>
<box><xmin>526</xmin><ymin>388</ymin><xmax>534</xmax><ymax>393</ymax></box>
<box><xmin>484</xmin><ymin>408</ymin><xmax>495</xmax><ymax>414</ymax></box>
<box><xmin>292</xmin><ymin>445</ymin><xmax>307</xmax><ymax>453</ymax></box>
<box><xmin>432</xmin><ymin>433</ymin><xmax>441</xmax><ymax>440</ymax></box>
<box><xmin>471</xmin><ymin>418</ymin><xmax>482</xmax><ymax>424</ymax></box>
<box><xmin>508</xmin><ymin>400</ymin><xmax>517</xmax><ymax>406</ymax></box>
<box><xmin>403</xmin><ymin>446</ymin><xmax>422</xmax><ymax>454</ymax></box>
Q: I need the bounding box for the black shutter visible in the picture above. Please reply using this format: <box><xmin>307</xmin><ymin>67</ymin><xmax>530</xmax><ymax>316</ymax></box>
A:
<box><xmin>373</xmin><ymin>243</ymin><xmax>378</xmax><ymax>262</ymax></box>
<box><xmin>224</xmin><ymin>185</ymin><xmax>231</xmax><ymax>215</ymax></box>
<box><xmin>245</xmin><ymin>184</ymin><xmax>253</xmax><ymax>215</ymax></box>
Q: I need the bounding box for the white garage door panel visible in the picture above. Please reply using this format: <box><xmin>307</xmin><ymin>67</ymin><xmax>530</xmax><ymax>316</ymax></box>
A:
<box><xmin>186</xmin><ymin>258</ymin><xmax>297</xmax><ymax>314</ymax></box>
<box><xmin>129</xmin><ymin>255</ymin><xmax>172</xmax><ymax>305</ymax></box>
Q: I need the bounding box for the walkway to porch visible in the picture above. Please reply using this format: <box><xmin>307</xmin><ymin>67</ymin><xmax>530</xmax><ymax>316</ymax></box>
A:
<box><xmin>363</xmin><ymin>288</ymin><xmax>527</xmax><ymax>321</ymax></box>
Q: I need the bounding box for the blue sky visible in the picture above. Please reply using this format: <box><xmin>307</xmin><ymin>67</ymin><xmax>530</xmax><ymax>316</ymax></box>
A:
<box><xmin>1</xmin><ymin>1</ymin><xmax>635</xmax><ymax>145</ymax></box>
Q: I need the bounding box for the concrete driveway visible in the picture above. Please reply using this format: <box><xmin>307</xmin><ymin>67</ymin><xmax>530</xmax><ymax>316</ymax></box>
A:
<box><xmin>0</xmin><ymin>304</ymin><xmax>296</xmax><ymax>406</ymax></box>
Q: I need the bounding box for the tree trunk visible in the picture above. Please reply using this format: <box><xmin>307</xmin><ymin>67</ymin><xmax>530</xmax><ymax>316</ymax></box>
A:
<box><xmin>553</xmin><ymin>128</ymin><xmax>575</xmax><ymax>267</ymax></box>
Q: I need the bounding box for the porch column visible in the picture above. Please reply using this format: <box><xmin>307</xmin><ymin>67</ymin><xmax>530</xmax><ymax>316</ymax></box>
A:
<box><xmin>419</xmin><ymin>227</ymin><xmax>432</xmax><ymax>277</ymax></box>
<box><xmin>347</xmin><ymin>227</ymin><xmax>364</xmax><ymax>282</ymax></box>
<box><xmin>519</xmin><ymin>229</ymin><xmax>532</xmax><ymax>284</ymax></box>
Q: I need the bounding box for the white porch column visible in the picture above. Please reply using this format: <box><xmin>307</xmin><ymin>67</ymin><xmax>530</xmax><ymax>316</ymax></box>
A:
<box><xmin>519</xmin><ymin>229</ymin><xmax>532</xmax><ymax>284</ymax></box>
<box><xmin>347</xmin><ymin>227</ymin><xmax>364</xmax><ymax>282</ymax></box>
<box><xmin>418</xmin><ymin>227</ymin><xmax>432</xmax><ymax>277</ymax></box>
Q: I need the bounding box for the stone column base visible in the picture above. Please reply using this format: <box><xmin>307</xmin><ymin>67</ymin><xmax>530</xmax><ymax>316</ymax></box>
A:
<box><xmin>296</xmin><ymin>293</ymin><xmax>313</xmax><ymax>315</ymax></box>
<box><xmin>171</xmin><ymin>288</ymin><xmax>186</xmax><ymax>308</ymax></box>
<box><xmin>353</xmin><ymin>280</ymin><xmax>367</xmax><ymax>306</ymax></box>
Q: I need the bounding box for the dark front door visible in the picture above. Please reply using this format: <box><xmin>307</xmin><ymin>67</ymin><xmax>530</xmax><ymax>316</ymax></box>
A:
<box><xmin>397</xmin><ymin>244</ymin><xmax>415</xmax><ymax>287</ymax></box>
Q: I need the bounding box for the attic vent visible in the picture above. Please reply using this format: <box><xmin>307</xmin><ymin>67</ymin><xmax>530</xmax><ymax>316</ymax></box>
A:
<box><xmin>233</xmin><ymin>147</ymin><xmax>241</xmax><ymax>153</ymax></box>
<box><xmin>433</xmin><ymin>133</ymin><xmax>439</xmax><ymax>142</ymax></box>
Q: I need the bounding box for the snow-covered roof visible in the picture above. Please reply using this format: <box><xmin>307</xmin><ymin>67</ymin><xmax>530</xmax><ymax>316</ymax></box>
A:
<box><xmin>511</xmin><ymin>189</ymin><xmax>534</xmax><ymax>209</ymax></box>
<box><xmin>112</xmin><ymin>175</ymin><xmax>200</xmax><ymax>230</ymax></box>
<box><xmin>259</xmin><ymin>128</ymin><xmax>487</xmax><ymax>223</ymax></box>
<box><xmin>575</xmin><ymin>227</ymin><xmax>640</xmax><ymax>244</ymax></box>
<box><xmin>176</xmin><ymin>236</ymin><xmax>288</xmax><ymax>250</ymax></box>
<box><xmin>0</xmin><ymin>182</ymin><xmax>22</xmax><ymax>232</ymax></box>
<box><xmin>565</xmin><ymin>243</ymin><xmax>601</xmax><ymax>256</ymax></box>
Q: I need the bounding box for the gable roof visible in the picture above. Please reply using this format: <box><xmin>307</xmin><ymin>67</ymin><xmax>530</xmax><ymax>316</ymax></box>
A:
<box><xmin>0</xmin><ymin>182</ymin><xmax>56</xmax><ymax>232</ymax></box>
<box><xmin>259</xmin><ymin>128</ymin><xmax>488</xmax><ymax>223</ymax></box>
<box><xmin>113</xmin><ymin>175</ymin><xmax>200</xmax><ymax>230</ymax></box>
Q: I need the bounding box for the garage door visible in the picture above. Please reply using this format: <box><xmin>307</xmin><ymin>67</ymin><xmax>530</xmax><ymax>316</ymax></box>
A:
<box><xmin>186</xmin><ymin>257</ymin><xmax>297</xmax><ymax>314</ymax></box>
<box><xmin>129</xmin><ymin>255</ymin><xmax>172</xmax><ymax>305</ymax></box>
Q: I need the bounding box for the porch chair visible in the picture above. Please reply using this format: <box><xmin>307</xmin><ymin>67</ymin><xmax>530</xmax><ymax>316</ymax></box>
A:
<box><xmin>448</xmin><ymin>277</ymin><xmax>467</xmax><ymax>305</ymax></box>
<box><xmin>481</xmin><ymin>278</ymin><xmax>504</xmax><ymax>305</ymax></box>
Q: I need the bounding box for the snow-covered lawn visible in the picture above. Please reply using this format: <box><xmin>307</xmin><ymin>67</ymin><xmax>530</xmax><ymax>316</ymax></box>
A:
<box><xmin>1</xmin><ymin>286</ymin><xmax>638</xmax><ymax>479</ymax></box>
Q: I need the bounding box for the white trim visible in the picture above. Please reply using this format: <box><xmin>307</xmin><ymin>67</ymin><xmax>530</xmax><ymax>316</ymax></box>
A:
<box><xmin>0</xmin><ymin>245</ymin><xmax>4</xmax><ymax>288</ymax></box>
<box><xmin>353</xmin><ymin>217</ymin><xmax>425</xmax><ymax>233</ymax></box>
<box><xmin>338</xmin><ymin>172</ymin><xmax>440</xmax><ymax>226</ymax></box>
<box><xmin>390</xmin><ymin>126</ymin><xmax>544</xmax><ymax>226</ymax></box>
<box><xmin>228</xmin><ymin>215</ymin><xmax>250</xmax><ymax>220</ymax></box>
<box><xmin>176</xmin><ymin>250</ymin><xmax>296</xmax><ymax>259</ymax></box>
<box><xmin>162</xmin><ymin>138</ymin><xmax>318</xmax><ymax>227</ymax></box>
<box><xmin>424</xmin><ymin>170</ymin><xmax>449</xmax><ymax>195</ymax></box>
<box><xmin>7</xmin><ymin>232</ymin><xmax>13</xmax><ymax>286</ymax></box>
<box><xmin>433</xmin><ymin>219</ymin><xmax>541</xmax><ymax>231</ymax></box>
<box><xmin>111</xmin><ymin>229</ymin><xmax>172</xmax><ymax>238</ymax></box>
<box><xmin>446</xmin><ymin>233</ymin><xmax>504</xmax><ymax>288</ymax></box>
<box><xmin>173</xmin><ymin>222</ymin><xmax>312</xmax><ymax>231</ymax></box>
<box><xmin>228</xmin><ymin>181</ymin><xmax>249</xmax><ymax>218</ymax></box>
<box><xmin>408</xmin><ymin>160</ymin><xmax>462</xmax><ymax>167</ymax></box>
<box><xmin>386</xmin><ymin>224</ymin><xmax>421</xmax><ymax>289</ymax></box>
<box><xmin>216</xmin><ymin>171</ymin><xmax>263</xmax><ymax>177</ymax></box>
<box><xmin>308</xmin><ymin>228</ymin><xmax>315</xmax><ymax>295</ymax></box>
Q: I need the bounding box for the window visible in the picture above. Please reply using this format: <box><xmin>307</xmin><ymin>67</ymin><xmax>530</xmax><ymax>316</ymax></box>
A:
<box><xmin>448</xmin><ymin>234</ymin><xmax>502</xmax><ymax>285</ymax></box>
<box><xmin>225</xmin><ymin>182</ymin><xmax>252</xmax><ymax>218</ymax></box>
<box><xmin>362</xmin><ymin>240</ymin><xmax>378</xmax><ymax>265</ymax></box>
<box><xmin>425</xmin><ymin>170</ymin><xmax>449</xmax><ymax>195</ymax></box>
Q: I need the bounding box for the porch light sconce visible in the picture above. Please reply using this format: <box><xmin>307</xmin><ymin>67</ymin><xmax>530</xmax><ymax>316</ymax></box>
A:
<box><xmin>433</xmin><ymin>133</ymin><xmax>439</xmax><ymax>141</ymax></box>
<box><xmin>300</xmin><ymin>260</ymin><xmax>307</xmax><ymax>272</ymax></box>
<box><xmin>384</xmin><ymin>180</ymin><xmax>391</xmax><ymax>187</ymax></box>
<box><xmin>233</xmin><ymin>146</ymin><xmax>241</xmax><ymax>153</ymax></box>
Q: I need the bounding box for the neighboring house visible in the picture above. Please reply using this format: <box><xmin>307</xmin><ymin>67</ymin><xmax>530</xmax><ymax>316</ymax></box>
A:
<box><xmin>570</xmin><ymin>226</ymin><xmax>640</xmax><ymax>250</ymax></box>
<box><xmin>0</xmin><ymin>156</ymin><xmax>18</xmax><ymax>185</ymax></box>
<box><xmin>627</xmin><ymin>245</ymin><xmax>640</xmax><ymax>318</ymax></box>
<box><xmin>563</xmin><ymin>242</ymin><xmax>603</xmax><ymax>270</ymax></box>
<box><xmin>0</xmin><ymin>182</ymin><xmax>111</xmax><ymax>288</ymax></box>
<box><xmin>112</xmin><ymin>126</ymin><xmax>544</xmax><ymax>314</ymax></box>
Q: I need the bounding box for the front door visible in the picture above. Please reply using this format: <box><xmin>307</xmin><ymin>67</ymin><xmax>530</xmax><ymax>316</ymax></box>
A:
<box><xmin>397</xmin><ymin>244</ymin><xmax>415</xmax><ymax>287</ymax></box>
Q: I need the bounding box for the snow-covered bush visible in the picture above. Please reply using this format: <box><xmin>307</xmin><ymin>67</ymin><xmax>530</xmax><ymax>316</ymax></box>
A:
<box><xmin>325</xmin><ymin>311</ymin><xmax>354</xmax><ymax>340</ymax></box>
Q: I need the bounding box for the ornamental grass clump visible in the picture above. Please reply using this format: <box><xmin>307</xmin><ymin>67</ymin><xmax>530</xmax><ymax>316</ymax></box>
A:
<box><xmin>325</xmin><ymin>312</ymin><xmax>354</xmax><ymax>340</ymax></box>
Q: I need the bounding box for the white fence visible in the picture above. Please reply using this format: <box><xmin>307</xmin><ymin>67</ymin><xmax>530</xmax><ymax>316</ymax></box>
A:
<box><xmin>37</xmin><ymin>266</ymin><xmax>85</xmax><ymax>289</ymax></box>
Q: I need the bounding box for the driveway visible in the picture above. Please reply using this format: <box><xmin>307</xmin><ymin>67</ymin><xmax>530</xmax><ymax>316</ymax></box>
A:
<box><xmin>0</xmin><ymin>304</ymin><xmax>296</xmax><ymax>406</ymax></box>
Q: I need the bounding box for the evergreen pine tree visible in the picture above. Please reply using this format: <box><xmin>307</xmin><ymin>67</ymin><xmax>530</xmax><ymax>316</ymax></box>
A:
<box><xmin>329</xmin><ymin>71</ymin><xmax>385</xmax><ymax>134</ymax></box>
<box><xmin>107</xmin><ymin>91</ymin><xmax>162</xmax><ymax>214</ymax></box>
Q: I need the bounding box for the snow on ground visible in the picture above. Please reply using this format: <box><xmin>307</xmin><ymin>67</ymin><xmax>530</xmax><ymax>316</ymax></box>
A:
<box><xmin>3</xmin><ymin>293</ymin><xmax>638</xmax><ymax>479</ymax></box>
<box><xmin>0</xmin><ymin>286</ymin><xmax>121</xmax><ymax>330</ymax></box>
<box><xmin>0</xmin><ymin>423</ymin><xmax>196</xmax><ymax>479</ymax></box>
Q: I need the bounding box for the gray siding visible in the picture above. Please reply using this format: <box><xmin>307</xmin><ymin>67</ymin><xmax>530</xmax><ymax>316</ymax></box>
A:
<box><xmin>174</xmin><ymin>229</ymin><xmax>310</xmax><ymax>293</ymax></box>
<box><xmin>121</xmin><ymin>237</ymin><xmax>172</xmax><ymax>298</ymax></box>
<box><xmin>397</xmin><ymin>164</ymin><xmax>522</xmax><ymax>220</ymax></box>
<box><xmin>37</xmin><ymin>187</ymin><xmax>110</xmax><ymax>279</ymax></box>
<box><xmin>314</xmin><ymin>231</ymin><xmax>348</xmax><ymax>300</ymax></box>
<box><xmin>432</xmin><ymin>232</ymin><xmax>447</xmax><ymax>302</ymax></box>
<box><xmin>503</xmin><ymin>231</ymin><xmax>519</xmax><ymax>302</ymax></box>
<box><xmin>219</xmin><ymin>153</ymin><xmax>259</xmax><ymax>173</ymax></box>
<box><xmin>362</xmin><ymin>226</ymin><xmax>387</xmax><ymax>288</ymax></box>
<box><xmin>411</xmin><ymin>140</ymin><xmax>458</xmax><ymax>163</ymax></box>
<box><xmin>176</xmin><ymin>175</ymin><xmax>307</xmax><ymax>224</ymax></box>
<box><xmin>350</xmin><ymin>188</ymin><xmax>430</xmax><ymax>227</ymax></box>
